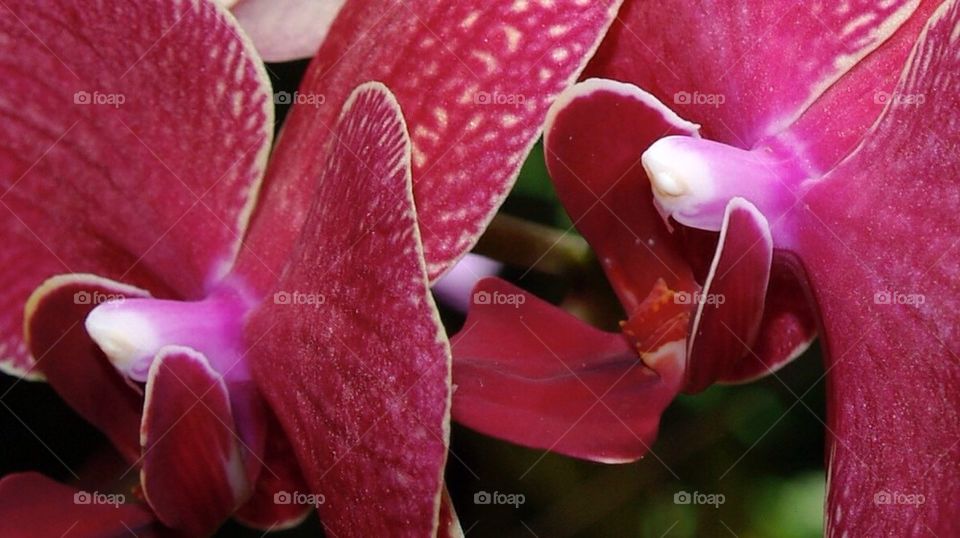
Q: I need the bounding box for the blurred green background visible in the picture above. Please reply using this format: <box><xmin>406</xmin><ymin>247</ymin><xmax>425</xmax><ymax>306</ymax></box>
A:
<box><xmin>0</xmin><ymin>60</ymin><xmax>828</xmax><ymax>537</ymax></box>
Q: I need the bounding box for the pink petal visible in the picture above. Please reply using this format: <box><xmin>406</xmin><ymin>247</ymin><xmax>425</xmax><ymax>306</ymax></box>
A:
<box><xmin>236</xmin><ymin>0</ymin><xmax>624</xmax><ymax>288</ymax></box>
<box><xmin>452</xmin><ymin>278</ymin><xmax>684</xmax><ymax>463</ymax></box>
<box><xmin>23</xmin><ymin>274</ymin><xmax>150</xmax><ymax>462</ymax></box>
<box><xmin>719</xmin><ymin>262</ymin><xmax>816</xmax><ymax>383</ymax></box>
<box><xmin>0</xmin><ymin>472</ymin><xmax>161</xmax><ymax>538</ymax></box>
<box><xmin>586</xmin><ymin>0</ymin><xmax>922</xmax><ymax>147</ymax></box>
<box><xmin>790</xmin><ymin>4</ymin><xmax>960</xmax><ymax>534</ymax></box>
<box><xmin>140</xmin><ymin>347</ymin><xmax>249</xmax><ymax>536</ymax></box>
<box><xmin>230</xmin><ymin>0</ymin><xmax>346</xmax><ymax>62</ymax></box>
<box><xmin>246</xmin><ymin>83</ymin><xmax>451</xmax><ymax>536</ymax></box>
<box><xmin>685</xmin><ymin>199</ymin><xmax>772</xmax><ymax>393</ymax></box>
<box><xmin>543</xmin><ymin>79</ymin><xmax>699</xmax><ymax>313</ymax></box>
<box><xmin>0</xmin><ymin>0</ymin><xmax>272</xmax><ymax>374</ymax></box>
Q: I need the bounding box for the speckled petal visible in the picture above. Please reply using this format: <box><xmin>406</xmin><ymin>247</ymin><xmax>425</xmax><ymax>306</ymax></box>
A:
<box><xmin>791</xmin><ymin>3</ymin><xmax>960</xmax><ymax>534</ymax></box>
<box><xmin>236</xmin><ymin>0</ymin><xmax>625</xmax><ymax>288</ymax></box>
<box><xmin>247</xmin><ymin>83</ymin><xmax>451</xmax><ymax>537</ymax></box>
<box><xmin>0</xmin><ymin>0</ymin><xmax>273</xmax><ymax>377</ymax></box>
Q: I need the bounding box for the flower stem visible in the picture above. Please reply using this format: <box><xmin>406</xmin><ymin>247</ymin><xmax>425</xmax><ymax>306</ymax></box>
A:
<box><xmin>473</xmin><ymin>213</ymin><xmax>592</xmax><ymax>277</ymax></box>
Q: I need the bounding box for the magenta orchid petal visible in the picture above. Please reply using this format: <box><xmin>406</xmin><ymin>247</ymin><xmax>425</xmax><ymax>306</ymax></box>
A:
<box><xmin>719</xmin><ymin>262</ymin><xmax>817</xmax><ymax>383</ymax></box>
<box><xmin>23</xmin><ymin>274</ymin><xmax>151</xmax><ymax>462</ymax></box>
<box><xmin>247</xmin><ymin>83</ymin><xmax>451</xmax><ymax>536</ymax></box>
<box><xmin>786</xmin><ymin>3</ymin><xmax>960</xmax><ymax>533</ymax></box>
<box><xmin>0</xmin><ymin>0</ymin><xmax>273</xmax><ymax>376</ymax></box>
<box><xmin>685</xmin><ymin>198</ymin><xmax>772</xmax><ymax>393</ymax></box>
<box><xmin>0</xmin><ymin>472</ymin><xmax>162</xmax><ymax>538</ymax></box>
<box><xmin>763</xmin><ymin>0</ymin><xmax>943</xmax><ymax>175</ymax></box>
<box><xmin>229</xmin><ymin>0</ymin><xmax>346</xmax><ymax>62</ymax></box>
<box><xmin>140</xmin><ymin>346</ymin><xmax>249</xmax><ymax>536</ymax></box>
<box><xmin>543</xmin><ymin>79</ymin><xmax>700</xmax><ymax>312</ymax></box>
<box><xmin>235</xmin><ymin>0</ymin><xmax>624</xmax><ymax>288</ymax></box>
<box><xmin>452</xmin><ymin>278</ymin><xmax>685</xmax><ymax>463</ymax></box>
<box><xmin>586</xmin><ymin>0</ymin><xmax>922</xmax><ymax>147</ymax></box>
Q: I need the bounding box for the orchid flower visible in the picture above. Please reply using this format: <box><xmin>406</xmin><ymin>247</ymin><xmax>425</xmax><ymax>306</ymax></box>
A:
<box><xmin>452</xmin><ymin>1</ymin><xmax>960</xmax><ymax>535</ymax></box>
<box><xmin>0</xmin><ymin>0</ymin><xmax>622</xmax><ymax>535</ymax></box>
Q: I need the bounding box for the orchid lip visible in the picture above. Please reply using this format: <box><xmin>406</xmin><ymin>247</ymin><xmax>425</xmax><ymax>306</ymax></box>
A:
<box><xmin>642</xmin><ymin>136</ymin><xmax>802</xmax><ymax>232</ymax></box>
<box><xmin>85</xmin><ymin>284</ymin><xmax>255</xmax><ymax>383</ymax></box>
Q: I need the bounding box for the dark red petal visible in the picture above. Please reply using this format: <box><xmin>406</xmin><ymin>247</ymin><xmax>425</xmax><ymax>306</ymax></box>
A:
<box><xmin>719</xmin><ymin>260</ymin><xmax>816</xmax><ymax>383</ymax></box>
<box><xmin>791</xmin><ymin>3</ymin><xmax>960</xmax><ymax>534</ymax></box>
<box><xmin>247</xmin><ymin>83</ymin><xmax>450</xmax><ymax>536</ymax></box>
<box><xmin>452</xmin><ymin>278</ymin><xmax>684</xmax><ymax>463</ymax></box>
<box><xmin>586</xmin><ymin>0</ymin><xmax>921</xmax><ymax>147</ymax></box>
<box><xmin>233</xmin><ymin>414</ymin><xmax>312</xmax><ymax>531</ymax></box>
<box><xmin>685</xmin><ymin>199</ymin><xmax>772</xmax><ymax>393</ymax></box>
<box><xmin>0</xmin><ymin>0</ymin><xmax>272</xmax><ymax>374</ymax></box>
<box><xmin>24</xmin><ymin>274</ymin><xmax>150</xmax><ymax>462</ymax></box>
<box><xmin>236</xmin><ymin>0</ymin><xmax>623</xmax><ymax>288</ymax></box>
<box><xmin>544</xmin><ymin>79</ymin><xmax>699</xmax><ymax>313</ymax></box>
<box><xmin>141</xmin><ymin>347</ymin><xmax>248</xmax><ymax>536</ymax></box>
<box><xmin>0</xmin><ymin>472</ymin><xmax>162</xmax><ymax>538</ymax></box>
